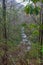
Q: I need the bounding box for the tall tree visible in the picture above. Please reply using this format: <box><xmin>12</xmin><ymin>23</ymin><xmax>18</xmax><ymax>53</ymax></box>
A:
<box><xmin>2</xmin><ymin>0</ymin><xmax>8</xmax><ymax>65</ymax></box>
<box><xmin>40</xmin><ymin>1</ymin><xmax>43</xmax><ymax>65</ymax></box>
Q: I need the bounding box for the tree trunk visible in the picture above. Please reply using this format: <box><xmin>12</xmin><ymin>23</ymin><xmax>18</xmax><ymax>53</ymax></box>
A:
<box><xmin>40</xmin><ymin>2</ymin><xmax>43</xmax><ymax>65</ymax></box>
<box><xmin>2</xmin><ymin>0</ymin><xmax>8</xmax><ymax>65</ymax></box>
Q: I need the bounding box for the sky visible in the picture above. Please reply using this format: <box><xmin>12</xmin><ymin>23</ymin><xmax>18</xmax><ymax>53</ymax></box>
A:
<box><xmin>16</xmin><ymin>0</ymin><xmax>23</xmax><ymax>3</ymax></box>
<box><xmin>16</xmin><ymin>0</ymin><xmax>29</xmax><ymax>3</ymax></box>
<box><xmin>16</xmin><ymin>0</ymin><xmax>32</xmax><ymax>6</ymax></box>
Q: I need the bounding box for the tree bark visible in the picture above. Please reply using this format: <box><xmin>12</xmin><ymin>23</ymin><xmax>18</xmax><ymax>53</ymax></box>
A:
<box><xmin>2</xmin><ymin>0</ymin><xmax>8</xmax><ymax>65</ymax></box>
<box><xmin>40</xmin><ymin>2</ymin><xmax>43</xmax><ymax>65</ymax></box>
